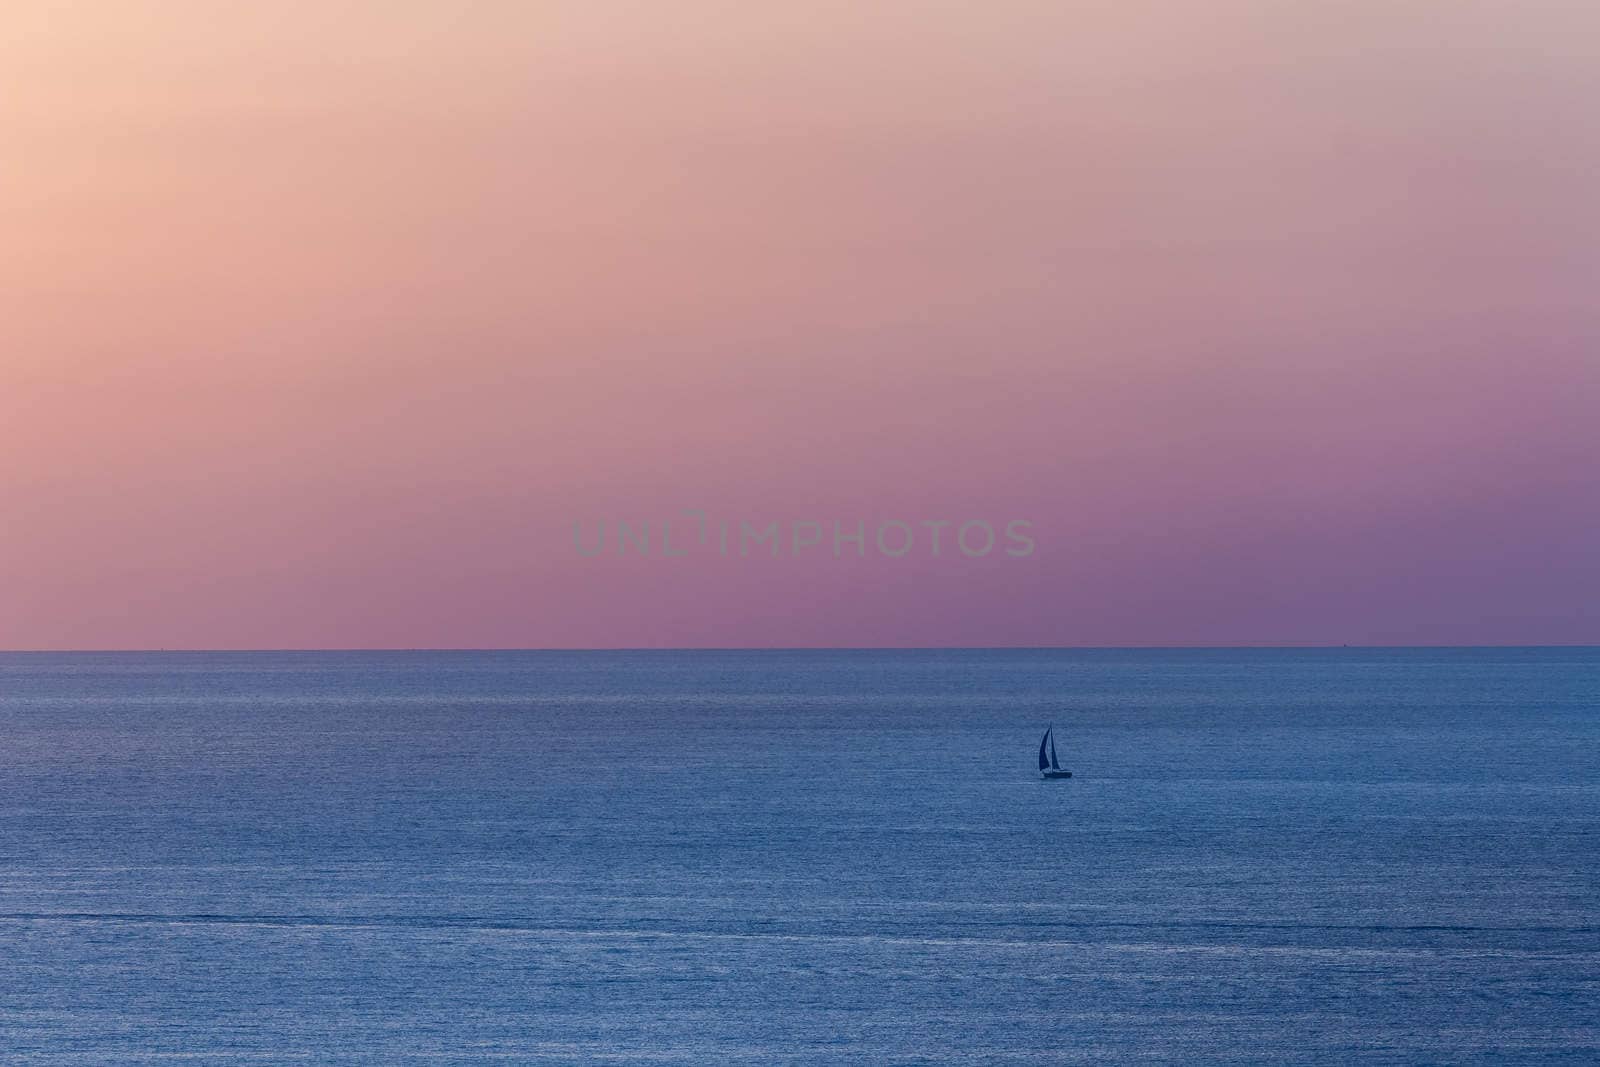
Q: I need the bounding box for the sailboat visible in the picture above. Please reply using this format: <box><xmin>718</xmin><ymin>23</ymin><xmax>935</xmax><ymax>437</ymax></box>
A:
<box><xmin>1038</xmin><ymin>725</ymin><xmax>1072</xmax><ymax>779</ymax></box>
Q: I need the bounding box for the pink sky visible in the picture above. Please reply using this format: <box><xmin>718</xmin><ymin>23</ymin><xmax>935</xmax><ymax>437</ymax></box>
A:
<box><xmin>3</xmin><ymin>2</ymin><xmax>1597</xmax><ymax>648</ymax></box>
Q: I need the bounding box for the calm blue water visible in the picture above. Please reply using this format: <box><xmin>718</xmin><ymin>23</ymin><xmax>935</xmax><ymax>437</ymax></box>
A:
<box><xmin>0</xmin><ymin>649</ymin><xmax>1596</xmax><ymax>1064</ymax></box>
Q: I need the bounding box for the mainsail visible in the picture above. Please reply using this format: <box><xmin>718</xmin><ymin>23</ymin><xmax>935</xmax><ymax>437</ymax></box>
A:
<box><xmin>1049</xmin><ymin>728</ymin><xmax>1060</xmax><ymax>771</ymax></box>
<box><xmin>1038</xmin><ymin>727</ymin><xmax>1051</xmax><ymax>771</ymax></box>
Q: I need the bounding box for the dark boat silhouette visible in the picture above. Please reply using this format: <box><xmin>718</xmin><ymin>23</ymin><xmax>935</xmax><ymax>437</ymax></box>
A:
<box><xmin>1038</xmin><ymin>725</ymin><xmax>1072</xmax><ymax>779</ymax></box>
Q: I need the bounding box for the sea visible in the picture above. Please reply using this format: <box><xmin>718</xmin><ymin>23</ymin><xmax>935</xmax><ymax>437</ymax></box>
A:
<box><xmin>0</xmin><ymin>648</ymin><xmax>1596</xmax><ymax>1064</ymax></box>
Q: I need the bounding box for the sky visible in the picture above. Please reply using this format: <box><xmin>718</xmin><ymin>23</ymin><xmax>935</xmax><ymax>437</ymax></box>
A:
<box><xmin>3</xmin><ymin>1</ymin><xmax>1597</xmax><ymax>648</ymax></box>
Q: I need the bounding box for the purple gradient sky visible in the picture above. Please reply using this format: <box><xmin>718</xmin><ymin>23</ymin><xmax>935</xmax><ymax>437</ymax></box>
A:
<box><xmin>3</xmin><ymin>2</ymin><xmax>1597</xmax><ymax>648</ymax></box>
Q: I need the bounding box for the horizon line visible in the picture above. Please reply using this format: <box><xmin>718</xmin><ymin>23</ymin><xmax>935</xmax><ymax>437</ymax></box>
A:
<box><xmin>1</xmin><ymin>644</ymin><xmax>1596</xmax><ymax>654</ymax></box>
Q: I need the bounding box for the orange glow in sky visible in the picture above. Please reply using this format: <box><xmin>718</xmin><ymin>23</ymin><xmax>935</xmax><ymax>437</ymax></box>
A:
<box><xmin>4</xmin><ymin>2</ymin><xmax>1597</xmax><ymax>647</ymax></box>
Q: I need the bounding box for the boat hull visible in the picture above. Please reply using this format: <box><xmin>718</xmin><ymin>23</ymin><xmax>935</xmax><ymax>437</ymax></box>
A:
<box><xmin>1041</xmin><ymin>770</ymin><xmax>1073</xmax><ymax>779</ymax></box>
